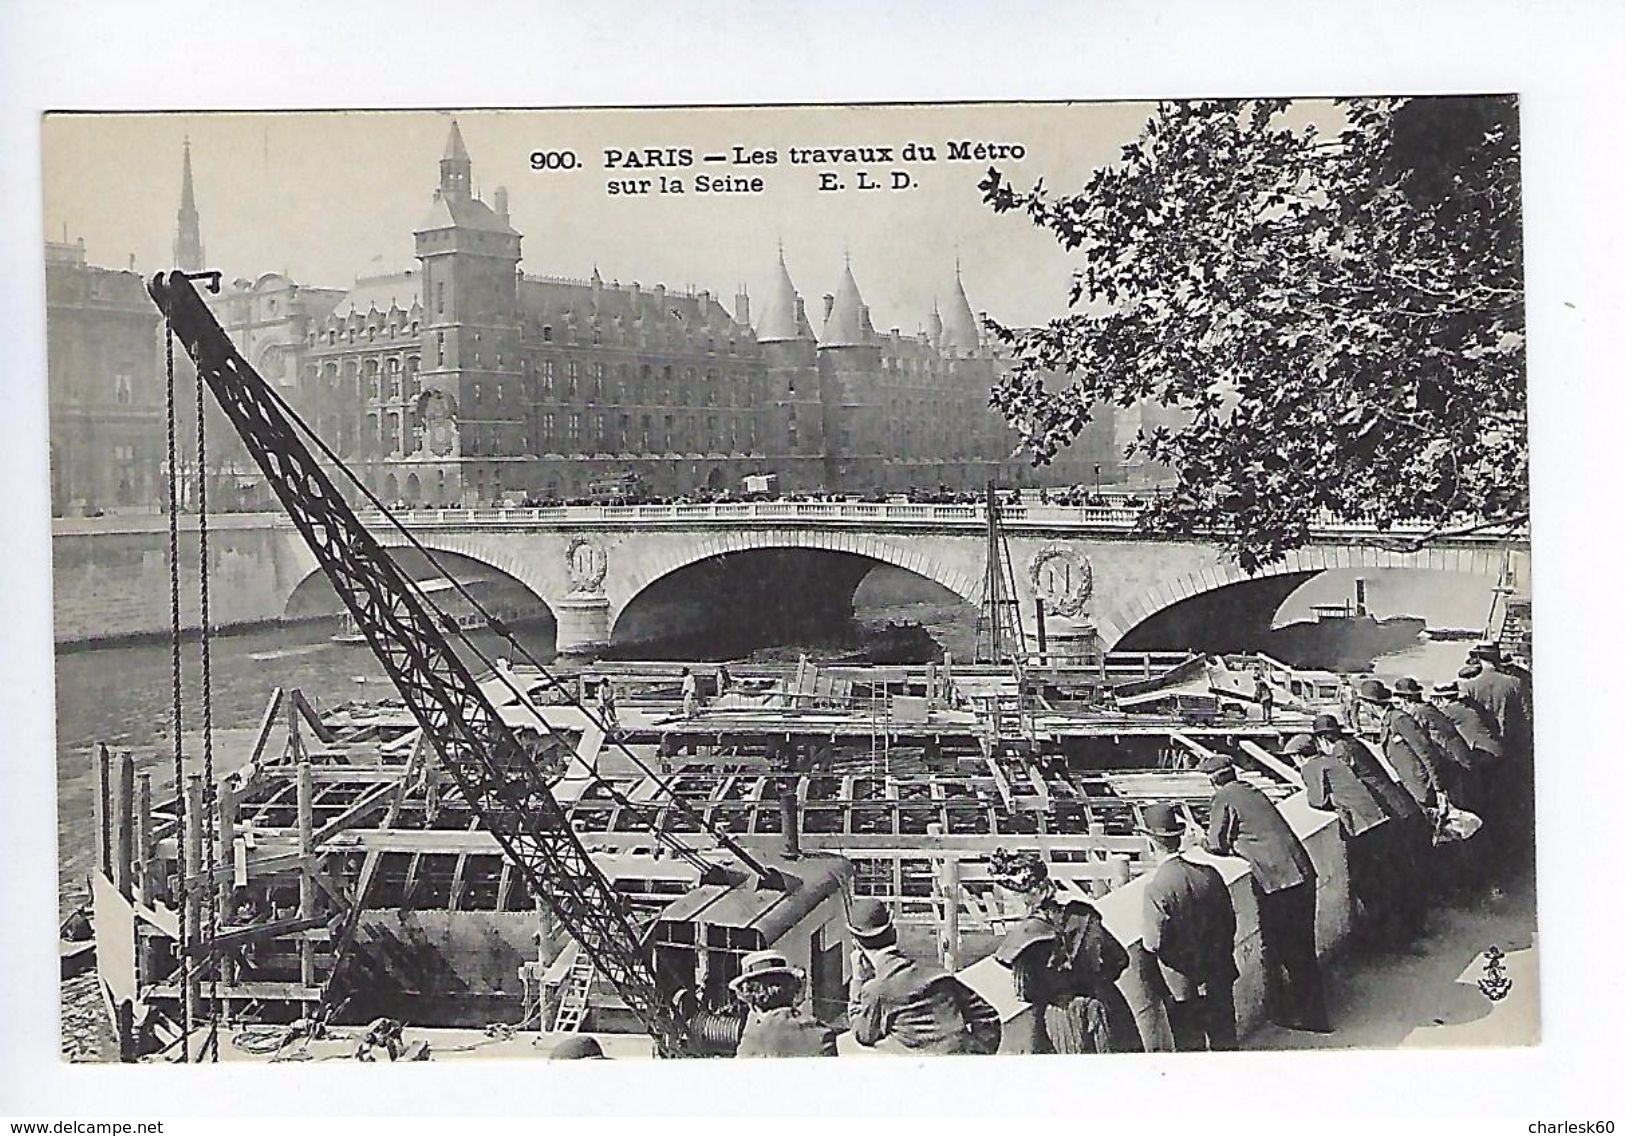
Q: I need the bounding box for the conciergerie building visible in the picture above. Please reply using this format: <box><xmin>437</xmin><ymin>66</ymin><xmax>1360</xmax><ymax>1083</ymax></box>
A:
<box><xmin>176</xmin><ymin>121</ymin><xmax>1123</xmax><ymax>508</ymax></box>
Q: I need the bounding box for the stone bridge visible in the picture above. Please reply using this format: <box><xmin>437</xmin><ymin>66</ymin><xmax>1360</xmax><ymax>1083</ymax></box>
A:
<box><xmin>50</xmin><ymin>502</ymin><xmax>1526</xmax><ymax>653</ymax></box>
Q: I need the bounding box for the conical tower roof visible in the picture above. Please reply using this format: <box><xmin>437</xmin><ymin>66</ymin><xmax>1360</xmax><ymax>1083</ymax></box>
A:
<box><xmin>443</xmin><ymin>119</ymin><xmax>470</xmax><ymax>162</ymax></box>
<box><xmin>822</xmin><ymin>258</ymin><xmax>870</xmax><ymax>347</ymax></box>
<box><xmin>940</xmin><ymin>262</ymin><xmax>979</xmax><ymax>351</ymax></box>
<box><xmin>755</xmin><ymin>246</ymin><xmax>810</xmax><ymax>342</ymax></box>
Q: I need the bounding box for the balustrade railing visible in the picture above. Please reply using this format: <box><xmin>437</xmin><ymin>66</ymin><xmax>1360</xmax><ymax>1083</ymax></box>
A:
<box><xmin>337</xmin><ymin>500</ymin><xmax>1521</xmax><ymax>541</ymax></box>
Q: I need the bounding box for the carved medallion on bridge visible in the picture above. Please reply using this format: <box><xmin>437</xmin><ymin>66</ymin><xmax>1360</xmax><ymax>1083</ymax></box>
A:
<box><xmin>564</xmin><ymin>536</ymin><xmax>609</xmax><ymax>594</ymax></box>
<box><xmin>1029</xmin><ymin>544</ymin><xmax>1093</xmax><ymax>617</ymax></box>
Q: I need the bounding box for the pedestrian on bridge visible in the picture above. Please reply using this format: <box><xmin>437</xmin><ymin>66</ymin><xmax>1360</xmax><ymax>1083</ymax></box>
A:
<box><xmin>1199</xmin><ymin>753</ymin><xmax>1330</xmax><ymax>1033</ymax></box>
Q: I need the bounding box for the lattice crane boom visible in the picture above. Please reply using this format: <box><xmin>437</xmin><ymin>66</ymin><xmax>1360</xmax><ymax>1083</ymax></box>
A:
<box><xmin>147</xmin><ymin>270</ymin><xmax>689</xmax><ymax>1056</ymax></box>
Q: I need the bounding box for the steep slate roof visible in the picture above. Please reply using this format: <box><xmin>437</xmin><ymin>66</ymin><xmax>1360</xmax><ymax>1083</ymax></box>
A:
<box><xmin>822</xmin><ymin>259</ymin><xmax>871</xmax><ymax>347</ymax></box>
<box><xmin>332</xmin><ymin>271</ymin><xmax>421</xmax><ymax>318</ymax></box>
<box><xmin>415</xmin><ymin>193</ymin><xmax>518</xmax><ymax>236</ymax></box>
<box><xmin>940</xmin><ymin>264</ymin><xmax>980</xmax><ymax>351</ymax></box>
<box><xmin>754</xmin><ymin>248</ymin><xmax>811</xmax><ymax>343</ymax></box>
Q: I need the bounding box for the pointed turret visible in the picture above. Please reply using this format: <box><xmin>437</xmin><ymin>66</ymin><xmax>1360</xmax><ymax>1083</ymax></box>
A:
<box><xmin>822</xmin><ymin>257</ymin><xmax>870</xmax><ymax>347</ymax></box>
<box><xmin>928</xmin><ymin>299</ymin><xmax>943</xmax><ymax>345</ymax></box>
<box><xmin>173</xmin><ymin>136</ymin><xmax>204</xmax><ymax>272</ymax></box>
<box><xmin>940</xmin><ymin>261</ymin><xmax>979</xmax><ymax>352</ymax></box>
<box><xmin>756</xmin><ymin>246</ymin><xmax>812</xmax><ymax>342</ymax></box>
<box><xmin>439</xmin><ymin>119</ymin><xmax>472</xmax><ymax>200</ymax></box>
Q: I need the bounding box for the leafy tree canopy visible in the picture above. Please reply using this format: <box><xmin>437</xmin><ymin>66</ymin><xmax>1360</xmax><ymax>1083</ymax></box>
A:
<box><xmin>981</xmin><ymin>97</ymin><xmax>1526</xmax><ymax>571</ymax></box>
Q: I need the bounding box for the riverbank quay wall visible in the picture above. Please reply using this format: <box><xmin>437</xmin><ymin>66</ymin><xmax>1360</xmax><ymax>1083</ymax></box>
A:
<box><xmin>52</xmin><ymin>513</ymin><xmax>319</xmax><ymax>645</ymax></box>
<box><xmin>51</xmin><ymin>506</ymin><xmax>1524</xmax><ymax>650</ymax></box>
<box><xmin>837</xmin><ymin>788</ymin><xmax>1351</xmax><ymax>1054</ymax></box>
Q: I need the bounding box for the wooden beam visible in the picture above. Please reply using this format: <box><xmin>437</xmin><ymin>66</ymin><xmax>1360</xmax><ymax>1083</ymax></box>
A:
<box><xmin>149</xmin><ymin>981</ymin><xmax>322</xmax><ymax>1002</ymax></box>
<box><xmin>290</xmin><ymin>689</ymin><xmax>336</xmax><ymax>744</ymax></box>
<box><xmin>312</xmin><ymin>780</ymin><xmax>401</xmax><ymax>846</ymax></box>
<box><xmin>247</xmin><ymin>687</ymin><xmax>284</xmax><ymax>768</ymax></box>
<box><xmin>1238</xmin><ymin>739</ymin><xmax>1304</xmax><ymax>789</ymax></box>
<box><xmin>179</xmin><ymin>916</ymin><xmax>330</xmax><ymax>959</ymax></box>
<box><xmin>114</xmin><ymin>751</ymin><xmax>136</xmax><ymax>900</ymax></box>
<box><xmin>296</xmin><ymin>761</ymin><xmax>316</xmax><ymax>986</ymax></box>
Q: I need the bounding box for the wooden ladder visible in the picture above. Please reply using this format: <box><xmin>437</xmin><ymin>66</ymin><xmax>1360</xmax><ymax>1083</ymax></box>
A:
<box><xmin>552</xmin><ymin>948</ymin><xmax>597</xmax><ymax>1033</ymax></box>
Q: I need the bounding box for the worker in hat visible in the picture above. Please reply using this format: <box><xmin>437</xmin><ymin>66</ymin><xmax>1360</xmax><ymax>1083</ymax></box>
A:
<box><xmin>846</xmin><ymin>897</ymin><xmax>1001</xmax><ymax>1055</ymax></box>
<box><xmin>1461</xmin><ymin>644</ymin><xmax>1532</xmax><ymax>748</ymax></box>
<box><xmin>1138</xmin><ymin>804</ymin><xmax>1239</xmax><ymax>1051</ymax></box>
<box><xmin>1294</xmin><ymin>720</ymin><xmax>1402</xmax><ymax>947</ymax></box>
<box><xmin>549</xmin><ymin>1035</ymin><xmax>607</xmax><ymax>1060</ymax></box>
<box><xmin>1394</xmin><ymin>677</ymin><xmax>1478</xmax><ymax>804</ymax></box>
<box><xmin>680</xmin><ymin>666</ymin><xmax>700</xmax><ymax>718</ymax></box>
<box><xmin>1460</xmin><ymin>645</ymin><xmax>1533</xmax><ymax>865</ymax></box>
<box><xmin>1359</xmin><ymin>679</ymin><xmax>1445</xmax><ymax>812</ymax></box>
<box><xmin>989</xmin><ymin>849</ymin><xmax>1141</xmax><ymax>1054</ymax></box>
<box><xmin>1198</xmin><ymin>752</ymin><xmax>1330</xmax><ymax>1032</ymax></box>
<box><xmin>1434</xmin><ymin>680</ymin><xmax>1509</xmax><ymax>849</ymax></box>
<box><xmin>729</xmin><ymin>949</ymin><xmax>837</xmax><ymax>1058</ymax></box>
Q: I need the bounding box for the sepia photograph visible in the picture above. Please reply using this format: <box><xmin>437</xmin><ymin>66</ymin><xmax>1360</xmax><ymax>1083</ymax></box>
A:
<box><xmin>37</xmin><ymin>95</ymin><xmax>1539</xmax><ymax>1069</ymax></box>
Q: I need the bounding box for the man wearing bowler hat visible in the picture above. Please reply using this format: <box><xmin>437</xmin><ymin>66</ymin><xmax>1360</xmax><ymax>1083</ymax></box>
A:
<box><xmin>1294</xmin><ymin>720</ymin><xmax>1398</xmax><ymax>946</ymax></box>
<box><xmin>1199</xmin><ymin>752</ymin><xmax>1330</xmax><ymax>1032</ymax></box>
<box><xmin>1394</xmin><ymin>677</ymin><xmax>1477</xmax><ymax>804</ymax></box>
<box><xmin>730</xmin><ymin>948</ymin><xmax>838</xmax><ymax>1058</ymax></box>
<box><xmin>1140</xmin><ymin>802</ymin><xmax>1239</xmax><ymax>1051</ymax></box>
<box><xmin>1360</xmin><ymin>678</ymin><xmax>1445</xmax><ymax>811</ymax></box>
<box><xmin>847</xmin><ymin>897</ymin><xmax>1002</xmax><ymax>1055</ymax></box>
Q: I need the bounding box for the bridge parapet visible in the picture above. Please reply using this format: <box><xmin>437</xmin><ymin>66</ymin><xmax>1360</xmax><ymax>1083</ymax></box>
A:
<box><xmin>355</xmin><ymin>502</ymin><xmax>1525</xmax><ymax>546</ymax></box>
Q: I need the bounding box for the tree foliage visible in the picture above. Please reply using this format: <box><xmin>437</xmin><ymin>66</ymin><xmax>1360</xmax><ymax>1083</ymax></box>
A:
<box><xmin>981</xmin><ymin>97</ymin><xmax>1526</xmax><ymax>571</ymax></box>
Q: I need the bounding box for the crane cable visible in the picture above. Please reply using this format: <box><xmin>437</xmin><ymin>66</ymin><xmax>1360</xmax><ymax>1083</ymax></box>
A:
<box><xmin>163</xmin><ymin>325</ymin><xmax>191</xmax><ymax>1063</ymax></box>
<box><xmin>192</xmin><ymin>351</ymin><xmax>221</xmax><ymax>1063</ymax></box>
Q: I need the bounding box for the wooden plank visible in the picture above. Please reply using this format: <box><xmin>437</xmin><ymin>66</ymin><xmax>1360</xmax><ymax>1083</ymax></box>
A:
<box><xmin>149</xmin><ymin>981</ymin><xmax>322</xmax><ymax>1002</ymax></box>
<box><xmin>1238</xmin><ymin>739</ymin><xmax>1305</xmax><ymax>789</ymax></box>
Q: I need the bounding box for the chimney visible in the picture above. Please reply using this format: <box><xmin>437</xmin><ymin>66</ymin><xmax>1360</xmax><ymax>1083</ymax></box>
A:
<box><xmin>822</xmin><ymin>294</ymin><xmax>835</xmax><ymax>321</ymax></box>
<box><xmin>493</xmin><ymin>186</ymin><xmax>509</xmax><ymax>225</ymax></box>
<box><xmin>735</xmin><ymin>285</ymin><xmax>750</xmax><ymax>326</ymax></box>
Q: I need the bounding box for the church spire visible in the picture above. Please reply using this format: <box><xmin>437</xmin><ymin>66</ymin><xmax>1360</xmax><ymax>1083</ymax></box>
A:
<box><xmin>174</xmin><ymin>136</ymin><xmax>204</xmax><ymax>272</ymax></box>
<box><xmin>438</xmin><ymin>119</ymin><xmax>472</xmax><ymax>200</ymax></box>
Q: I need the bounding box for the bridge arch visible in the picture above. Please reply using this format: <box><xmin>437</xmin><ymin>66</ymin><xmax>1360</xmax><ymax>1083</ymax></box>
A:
<box><xmin>282</xmin><ymin>532</ymin><xmax>560</xmax><ymax>649</ymax></box>
<box><xmin>608</xmin><ymin>527</ymin><xmax>980</xmax><ymax>636</ymax></box>
<box><xmin>1095</xmin><ymin>541</ymin><xmax>1509</xmax><ymax>651</ymax></box>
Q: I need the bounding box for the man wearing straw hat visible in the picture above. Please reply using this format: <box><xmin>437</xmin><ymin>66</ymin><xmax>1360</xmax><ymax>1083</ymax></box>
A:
<box><xmin>847</xmin><ymin>897</ymin><xmax>1002</xmax><ymax>1055</ymax></box>
<box><xmin>730</xmin><ymin>949</ymin><xmax>838</xmax><ymax>1058</ymax></box>
<box><xmin>1139</xmin><ymin>803</ymin><xmax>1239</xmax><ymax>1051</ymax></box>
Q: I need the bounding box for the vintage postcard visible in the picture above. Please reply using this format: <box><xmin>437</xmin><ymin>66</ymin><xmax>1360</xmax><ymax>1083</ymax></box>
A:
<box><xmin>42</xmin><ymin>99</ymin><xmax>1534</xmax><ymax>1065</ymax></box>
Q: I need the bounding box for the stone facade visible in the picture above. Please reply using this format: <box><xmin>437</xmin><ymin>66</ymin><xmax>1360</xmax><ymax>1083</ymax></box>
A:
<box><xmin>277</xmin><ymin>122</ymin><xmax>1120</xmax><ymax>504</ymax></box>
<box><xmin>46</xmin><ymin>239</ymin><xmax>164</xmax><ymax>515</ymax></box>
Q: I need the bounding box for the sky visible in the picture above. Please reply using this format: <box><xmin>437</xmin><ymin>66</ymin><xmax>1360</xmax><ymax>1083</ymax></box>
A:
<box><xmin>40</xmin><ymin>102</ymin><xmax>1188</xmax><ymax>333</ymax></box>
